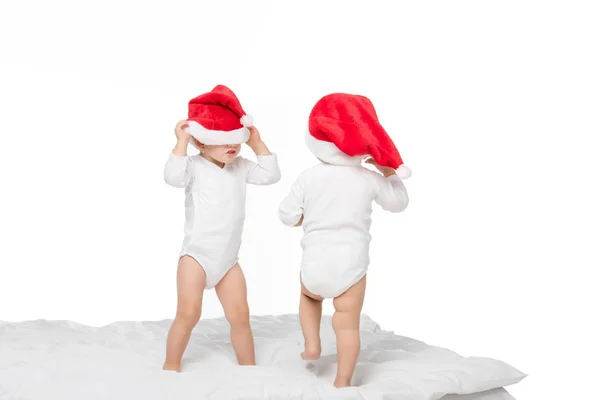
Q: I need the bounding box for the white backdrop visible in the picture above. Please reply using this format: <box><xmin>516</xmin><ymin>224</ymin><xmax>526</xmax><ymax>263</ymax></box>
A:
<box><xmin>1</xmin><ymin>1</ymin><xmax>599</xmax><ymax>399</ymax></box>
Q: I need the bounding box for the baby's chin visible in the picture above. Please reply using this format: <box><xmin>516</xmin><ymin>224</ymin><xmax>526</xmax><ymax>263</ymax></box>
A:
<box><xmin>216</xmin><ymin>153</ymin><xmax>239</xmax><ymax>164</ymax></box>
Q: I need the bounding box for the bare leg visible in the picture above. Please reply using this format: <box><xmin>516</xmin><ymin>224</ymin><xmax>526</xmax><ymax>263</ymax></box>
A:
<box><xmin>332</xmin><ymin>275</ymin><xmax>366</xmax><ymax>388</ymax></box>
<box><xmin>299</xmin><ymin>277</ymin><xmax>323</xmax><ymax>360</ymax></box>
<box><xmin>215</xmin><ymin>264</ymin><xmax>255</xmax><ymax>365</ymax></box>
<box><xmin>163</xmin><ymin>256</ymin><xmax>207</xmax><ymax>371</ymax></box>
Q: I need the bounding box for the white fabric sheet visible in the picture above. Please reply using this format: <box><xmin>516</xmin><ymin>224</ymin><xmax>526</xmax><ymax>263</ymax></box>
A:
<box><xmin>0</xmin><ymin>314</ymin><xmax>524</xmax><ymax>399</ymax></box>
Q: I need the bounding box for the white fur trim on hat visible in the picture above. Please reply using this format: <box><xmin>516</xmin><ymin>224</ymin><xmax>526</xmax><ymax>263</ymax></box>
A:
<box><xmin>240</xmin><ymin>114</ymin><xmax>253</xmax><ymax>127</ymax></box>
<box><xmin>185</xmin><ymin>120</ymin><xmax>250</xmax><ymax>145</ymax></box>
<box><xmin>304</xmin><ymin>129</ymin><xmax>364</xmax><ymax>166</ymax></box>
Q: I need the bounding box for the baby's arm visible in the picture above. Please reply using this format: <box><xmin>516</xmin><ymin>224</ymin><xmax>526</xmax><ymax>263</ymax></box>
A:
<box><xmin>278</xmin><ymin>173</ymin><xmax>305</xmax><ymax>227</ymax></box>
<box><xmin>374</xmin><ymin>174</ymin><xmax>409</xmax><ymax>212</ymax></box>
<box><xmin>244</xmin><ymin>126</ymin><xmax>281</xmax><ymax>185</ymax></box>
<box><xmin>164</xmin><ymin>121</ymin><xmax>195</xmax><ymax>188</ymax></box>
<box><xmin>372</xmin><ymin>173</ymin><xmax>409</xmax><ymax>212</ymax></box>
<box><xmin>365</xmin><ymin>158</ymin><xmax>409</xmax><ymax>212</ymax></box>
<box><xmin>244</xmin><ymin>155</ymin><xmax>281</xmax><ymax>185</ymax></box>
<box><xmin>164</xmin><ymin>153</ymin><xmax>195</xmax><ymax>188</ymax></box>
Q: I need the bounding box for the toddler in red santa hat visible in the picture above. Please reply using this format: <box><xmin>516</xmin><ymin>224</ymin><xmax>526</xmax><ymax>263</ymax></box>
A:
<box><xmin>278</xmin><ymin>93</ymin><xmax>410</xmax><ymax>387</ymax></box>
<box><xmin>162</xmin><ymin>85</ymin><xmax>281</xmax><ymax>371</ymax></box>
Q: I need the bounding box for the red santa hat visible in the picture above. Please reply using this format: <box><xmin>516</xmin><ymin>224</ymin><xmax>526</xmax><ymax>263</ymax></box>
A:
<box><xmin>306</xmin><ymin>93</ymin><xmax>411</xmax><ymax>179</ymax></box>
<box><xmin>185</xmin><ymin>84</ymin><xmax>253</xmax><ymax>147</ymax></box>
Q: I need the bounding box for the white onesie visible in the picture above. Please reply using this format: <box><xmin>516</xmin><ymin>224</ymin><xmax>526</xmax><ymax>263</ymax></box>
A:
<box><xmin>164</xmin><ymin>152</ymin><xmax>280</xmax><ymax>289</ymax></box>
<box><xmin>278</xmin><ymin>161</ymin><xmax>408</xmax><ymax>298</ymax></box>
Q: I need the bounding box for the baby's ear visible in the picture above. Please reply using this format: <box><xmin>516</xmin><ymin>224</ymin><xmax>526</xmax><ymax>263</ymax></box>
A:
<box><xmin>193</xmin><ymin>138</ymin><xmax>205</xmax><ymax>148</ymax></box>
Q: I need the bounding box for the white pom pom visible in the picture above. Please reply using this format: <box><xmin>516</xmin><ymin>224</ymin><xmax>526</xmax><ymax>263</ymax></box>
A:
<box><xmin>240</xmin><ymin>114</ymin><xmax>254</xmax><ymax>127</ymax></box>
<box><xmin>396</xmin><ymin>164</ymin><xmax>412</xmax><ymax>179</ymax></box>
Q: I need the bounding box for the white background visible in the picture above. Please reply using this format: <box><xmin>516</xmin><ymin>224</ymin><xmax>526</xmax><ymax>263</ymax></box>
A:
<box><xmin>1</xmin><ymin>1</ymin><xmax>599</xmax><ymax>399</ymax></box>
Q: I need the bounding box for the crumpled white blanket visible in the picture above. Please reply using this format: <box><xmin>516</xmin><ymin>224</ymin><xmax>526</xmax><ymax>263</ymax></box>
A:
<box><xmin>0</xmin><ymin>314</ymin><xmax>524</xmax><ymax>400</ymax></box>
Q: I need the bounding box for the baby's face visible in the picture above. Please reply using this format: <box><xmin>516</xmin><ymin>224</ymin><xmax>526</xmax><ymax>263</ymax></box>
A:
<box><xmin>203</xmin><ymin>143</ymin><xmax>242</xmax><ymax>164</ymax></box>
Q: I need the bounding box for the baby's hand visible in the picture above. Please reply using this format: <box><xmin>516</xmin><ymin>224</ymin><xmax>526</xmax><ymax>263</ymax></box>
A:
<box><xmin>174</xmin><ymin>120</ymin><xmax>191</xmax><ymax>143</ymax></box>
<box><xmin>246</xmin><ymin>126</ymin><xmax>263</xmax><ymax>148</ymax></box>
<box><xmin>245</xmin><ymin>126</ymin><xmax>271</xmax><ymax>155</ymax></box>
<box><xmin>365</xmin><ymin>158</ymin><xmax>396</xmax><ymax>177</ymax></box>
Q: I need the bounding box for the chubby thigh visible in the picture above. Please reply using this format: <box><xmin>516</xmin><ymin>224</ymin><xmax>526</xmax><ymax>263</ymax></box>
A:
<box><xmin>300</xmin><ymin>242</ymin><xmax>369</xmax><ymax>298</ymax></box>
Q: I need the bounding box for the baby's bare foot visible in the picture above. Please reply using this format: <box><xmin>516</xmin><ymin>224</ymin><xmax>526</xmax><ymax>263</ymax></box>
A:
<box><xmin>301</xmin><ymin>343</ymin><xmax>321</xmax><ymax>360</ymax></box>
<box><xmin>162</xmin><ymin>362</ymin><xmax>181</xmax><ymax>372</ymax></box>
<box><xmin>333</xmin><ymin>376</ymin><xmax>351</xmax><ymax>388</ymax></box>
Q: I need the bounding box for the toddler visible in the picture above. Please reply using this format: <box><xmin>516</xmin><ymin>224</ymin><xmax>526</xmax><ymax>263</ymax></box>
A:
<box><xmin>278</xmin><ymin>93</ymin><xmax>411</xmax><ymax>387</ymax></box>
<box><xmin>163</xmin><ymin>85</ymin><xmax>281</xmax><ymax>371</ymax></box>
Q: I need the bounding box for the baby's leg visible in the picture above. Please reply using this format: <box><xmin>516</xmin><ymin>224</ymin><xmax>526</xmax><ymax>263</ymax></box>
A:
<box><xmin>215</xmin><ymin>264</ymin><xmax>255</xmax><ymax>365</ymax></box>
<box><xmin>163</xmin><ymin>255</ymin><xmax>207</xmax><ymax>372</ymax></box>
<box><xmin>332</xmin><ymin>275</ymin><xmax>366</xmax><ymax>388</ymax></box>
<box><xmin>299</xmin><ymin>277</ymin><xmax>324</xmax><ymax>360</ymax></box>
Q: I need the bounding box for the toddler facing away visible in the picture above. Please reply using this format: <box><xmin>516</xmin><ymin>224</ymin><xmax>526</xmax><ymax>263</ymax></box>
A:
<box><xmin>278</xmin><ymin>93</ymin><xmax>411</xmax><ymax>387</ymax></box>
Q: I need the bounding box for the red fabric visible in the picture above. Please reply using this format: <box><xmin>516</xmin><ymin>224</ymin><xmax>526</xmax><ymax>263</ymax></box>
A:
<box><xmin>187</xmin><ymin>85</ymin><xmax>247</xmax><ymax>131</ymax></box>
<box><xmin>308</xmin><ymin>93</ymin><xmax>405</xmax><ymax>169</ymax></box>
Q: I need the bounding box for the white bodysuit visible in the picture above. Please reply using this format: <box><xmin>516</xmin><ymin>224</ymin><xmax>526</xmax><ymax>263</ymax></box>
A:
<box><xmin>164</xmin><ymin>152</ymin><xmax>280</xmax><ymax>289</ymax></box>
<box><xmin>278</xmin><ymin>162</ymin><xmax>409</xmax><ymax>298</ymax></box>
